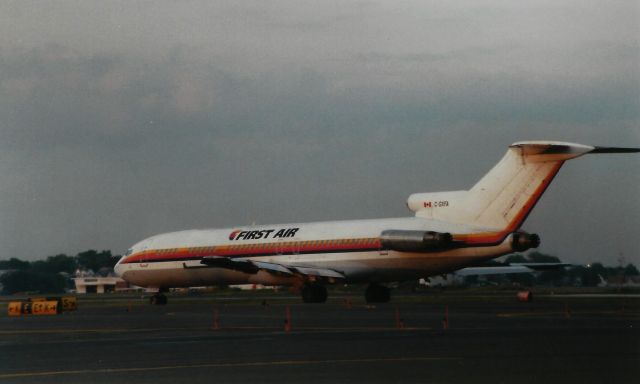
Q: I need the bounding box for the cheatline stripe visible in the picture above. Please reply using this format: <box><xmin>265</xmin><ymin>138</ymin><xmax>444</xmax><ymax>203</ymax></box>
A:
<box><xmin>125</xmin><ymin>247</ymin><xmax>384</xmax><ymax>264</ymax></box>
<box><xmin>122</xmin><ymin>239</ymin><xmax>382</xmax><ymax>264</ymax></box>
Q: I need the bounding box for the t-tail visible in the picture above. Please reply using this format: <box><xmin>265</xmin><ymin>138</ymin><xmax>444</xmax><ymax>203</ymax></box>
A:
<box><xmin>407</xmin><ymin>141</ymin><xmax>639</xmax><ymax>238</ymax></box>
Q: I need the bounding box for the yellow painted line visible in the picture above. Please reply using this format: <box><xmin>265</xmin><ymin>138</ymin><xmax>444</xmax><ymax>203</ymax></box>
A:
<box><xmin>0</xmin><ymin>357</ymin><xmax>457</xmax><ymax>379</ymax></box>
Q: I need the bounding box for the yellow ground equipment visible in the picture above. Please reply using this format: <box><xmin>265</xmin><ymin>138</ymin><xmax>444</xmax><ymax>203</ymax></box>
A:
<box><xmin>61</xmin><ymin>296</ymin><xmax>77</xmax><ymax>311</ymax></box>
<box><xmin>31</xmin><ymin>300</ymin><xmax>60</xmax><ymax>315</ymax></box>
<box><xmin>7</xmin><ymin>302</ymin><xmax>23</xmax><ymax>316</ymax></box>
<box><xmin>6</xmin><ymin>296</ymin><xmax>77</xmax><ymax>316</ymax></box>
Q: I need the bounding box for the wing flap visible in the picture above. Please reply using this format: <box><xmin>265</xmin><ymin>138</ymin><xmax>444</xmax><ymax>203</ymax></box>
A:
<box><xmin>200</xmin><ymin>257</ymin><xmax>294</xmax><ymax>275</ymax></box>
<box><xmin>290</xmin><ymin>266</ymin><xmax>345</xmax><ymax>279</ymax></box>
<box><xmin>200</xmin><ymin>256</ymin><xmax>259</xmax><ymax>273</ymax></box>
<box><xmin>252</xmin><ymin>261</ymin><xmax>295</xmax><ymax>275</ymax></box>
<box><xmin>199</xmin><ymin>257</ymin><xmax>344</xmax><ymax>281</ymax></box>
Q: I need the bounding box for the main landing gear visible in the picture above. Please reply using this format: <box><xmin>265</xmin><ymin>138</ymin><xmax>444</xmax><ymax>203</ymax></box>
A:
<box><xmin>149</xmin><ymin>292</ymin><xmax>168</xmax><ymax>305</ymax></box>
<box><xmin>365</xmin><ymin>283</ymin><xmax>391</xmax><ymax>303</ymax></box>
<box><xmin>300</xmin><ymin>283</ymin><xmax>391</xmax><ymax>304</ymax></box>
<box><xmin>301</xmin><ymin>283</ymin><xmax>328</xmax><ymax>303</ymax></box>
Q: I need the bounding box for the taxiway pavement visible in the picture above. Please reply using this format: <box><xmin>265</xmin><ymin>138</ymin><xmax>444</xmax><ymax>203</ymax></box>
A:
<box><xmin>1</xmin><ymin>292</ymin><xmax>638</xmax><ymax>383</ymax></box>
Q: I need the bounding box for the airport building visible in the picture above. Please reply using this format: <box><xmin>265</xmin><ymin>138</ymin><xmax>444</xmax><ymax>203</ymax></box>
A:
<box><xmin>73</xmin><ymin>276</ymin><xmax>130</xmax><ymax>294</ymax></box>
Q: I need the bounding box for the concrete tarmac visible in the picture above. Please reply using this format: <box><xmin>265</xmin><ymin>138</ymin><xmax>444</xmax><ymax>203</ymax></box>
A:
<box><xmin>1</xmin><ymin>292</ymin><xmax>638</xmax><ymax>383</ymax></box>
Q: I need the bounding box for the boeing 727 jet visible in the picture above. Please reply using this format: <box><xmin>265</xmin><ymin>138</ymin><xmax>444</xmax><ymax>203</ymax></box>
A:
<box><xmin>114</xmin><ymin>141</ymin><xmax>638</xmax><ymax>304</ymax></box>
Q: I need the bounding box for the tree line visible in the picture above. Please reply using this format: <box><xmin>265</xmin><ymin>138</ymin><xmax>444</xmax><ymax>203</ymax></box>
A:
<box><xmin>0</xmin><ymin>250</ymin><xmax>117</xmax><ymax>294</ymax></box>
<box><xmin>467</xmin><ymin>252</ymin><xmax>639</xmax><ymax>287</ymax></box>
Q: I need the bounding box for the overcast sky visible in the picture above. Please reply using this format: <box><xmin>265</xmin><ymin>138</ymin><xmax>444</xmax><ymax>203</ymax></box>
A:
<box><xmin>0</xmin><ymin>1</ymin><xmax>638</xmax><ymax>265</ymax></box>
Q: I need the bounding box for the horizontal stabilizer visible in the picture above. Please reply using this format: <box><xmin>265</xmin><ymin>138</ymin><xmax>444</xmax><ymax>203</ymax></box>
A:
<box><xmin>589</xmin><ymin>146</ymin><xmax>640</xmax><ymax>154</ymax></box>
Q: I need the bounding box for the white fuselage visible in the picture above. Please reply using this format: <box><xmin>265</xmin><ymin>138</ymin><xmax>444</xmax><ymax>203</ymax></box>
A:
<box><xmin>116</xmin><ymin>141</ymin><xmax>636</xmax><ymax>291</ymax></box>
<box><xmin>115</xmin><ymin>217</ymin><xmax>515</xmax><ymax>289</ymax></box>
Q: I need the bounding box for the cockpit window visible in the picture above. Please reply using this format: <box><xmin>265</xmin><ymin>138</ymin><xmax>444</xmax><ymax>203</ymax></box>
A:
<box><xmin>124</xmin><ymin>249</ymin><xmax>133</xmax><ymax>257</ymax></box>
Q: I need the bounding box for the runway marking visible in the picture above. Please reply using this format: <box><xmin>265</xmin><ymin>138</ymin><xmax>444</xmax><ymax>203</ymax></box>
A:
<box><xmin>0</xmin><ymin>325</ymin><xmax>432</xmax><ymax>335</ymax></box>
<box><xmin>497</xmin><ymin>310</ymin><xmax>640</xmax><ymax>318</ymax></box>
<box><xmin>218</xmin><ymin>326</ymin><xmax>433</xmax><ymax>331</ymax></box>
<box><xmin>0</xmin><ymin>327</ymin><xmax>208</xmax><ymax>335</ymax></box>
<box><xmin>0</xmin><ymin>357</ymin><xmax>457</xmax><ymax>379</ymax></box>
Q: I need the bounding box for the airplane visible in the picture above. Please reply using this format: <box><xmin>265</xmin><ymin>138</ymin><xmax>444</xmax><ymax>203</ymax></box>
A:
<box><xmin>114</xmin><ymin>141</ymin><xmax>638</xmax><ymax>304</ymax></box>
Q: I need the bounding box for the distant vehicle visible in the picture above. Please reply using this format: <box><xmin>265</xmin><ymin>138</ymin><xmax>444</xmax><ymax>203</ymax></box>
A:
<box><xmin>114</xmin><ymin>141</ymin><xmax>638</xmax><ymax>304</ymax></box>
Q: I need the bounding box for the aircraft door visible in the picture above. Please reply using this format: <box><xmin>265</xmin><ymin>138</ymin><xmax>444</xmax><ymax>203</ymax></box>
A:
<box><xmin>379</xmin><ymin>238</ymin><xmax>388</xmax><ymax>257</ymax></box>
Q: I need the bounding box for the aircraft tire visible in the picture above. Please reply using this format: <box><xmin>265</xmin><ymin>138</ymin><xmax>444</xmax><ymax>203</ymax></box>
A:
<box><xmin>150</xmin><ymin>293</ymin><xmax>168</xmax><ymax>305</ymax></box>
<box><xmin>301</xmin><ymin>283</ymin><xmax>328</xmax><ymax>303</ymax></box>
<box><xmin>365</xmin><ymin>284</ymin><xmax>391</xmax><ymax>303</ymax></box>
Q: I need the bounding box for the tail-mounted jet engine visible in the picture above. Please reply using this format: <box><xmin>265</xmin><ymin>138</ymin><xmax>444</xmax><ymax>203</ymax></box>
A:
<box><xmin>380</xmin><ymin>230</ymin><xmax>453</xmax><ymax>252</ymax></box>
<box><xmin>511</xmin><ymin>232</ymin><xmax>541</xmax><ymax>252</ymax></box>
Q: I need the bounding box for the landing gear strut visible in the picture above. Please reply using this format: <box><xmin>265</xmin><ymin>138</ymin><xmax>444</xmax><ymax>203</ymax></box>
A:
<box><xmin>301</xmin><ymin>283</ymin><xmax>328</xmax><ymax>303</ymax></box>
<box><xmin>149</xmin><ymin>292</ymin><xmax>168</xmax><ymax>305</ymax></box>
<box><xmin>365</xmin><ymin>283</ymin><xmax>391</xmax><ymax>303</ymax></box>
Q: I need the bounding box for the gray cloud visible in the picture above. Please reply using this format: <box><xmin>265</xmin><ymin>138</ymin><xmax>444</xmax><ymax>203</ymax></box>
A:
<box><xmin>0</xmin><ymin>1</ymin><xmax>638</xmax><ymax>265</ymax></box>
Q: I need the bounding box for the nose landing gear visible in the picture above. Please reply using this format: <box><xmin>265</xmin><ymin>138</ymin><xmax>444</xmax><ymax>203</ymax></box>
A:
<box><xmin>149</xmin><ymin>292</ymin><xmax>168</xmax><ymax>305</ymax></box>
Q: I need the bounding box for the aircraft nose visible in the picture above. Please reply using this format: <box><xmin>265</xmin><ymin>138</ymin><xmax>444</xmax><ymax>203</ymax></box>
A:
<box><xmin>115</xmin><ymin>248</ymin><xmax>134</xmax><ymax>277</ymax></box>
<box><xmin>113</xmin><ymin>256</ymin><xmax>126</xmax><ymax>277</ymax></box>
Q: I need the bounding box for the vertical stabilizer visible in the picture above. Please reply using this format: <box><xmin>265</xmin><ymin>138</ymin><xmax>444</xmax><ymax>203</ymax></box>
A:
<box><xmin>408</xmin><ymin>141</ymin><xmax>637</xmax><ymax>232</ymax></box>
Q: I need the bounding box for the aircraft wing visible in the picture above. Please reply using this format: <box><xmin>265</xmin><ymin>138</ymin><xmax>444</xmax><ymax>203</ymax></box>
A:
<box><xmin>456</xmin><ymin>263</ymin><xmax>570</xmax><ymax>276</ymax></box>
<box><xmin>199</xmin><ymin>256</ymin><xmax>345</xmax><ymax>281</ymax></box>
<box><xmin>456</xmin><ymin>266</ymin><xmax>536</xmax><ymax>276</ymax></box>
<box><xmin>510</xmin><ymin>262</ymin><xmax>572</xmax><ymax>271</ymax></box>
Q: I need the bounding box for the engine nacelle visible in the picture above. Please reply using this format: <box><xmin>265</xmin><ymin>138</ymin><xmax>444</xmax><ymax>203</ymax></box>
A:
<box><xmin>380</xmin><ymin>230</ymin><xmax>453</xmax><ymax>252</ymax></box>
<box><xmin>511</xmin><ymin>232</ymin><xmax>541</xmax><ymax>252</ymax></box>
